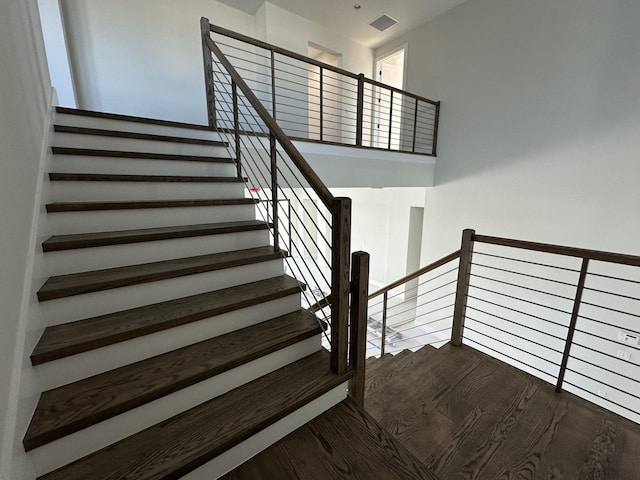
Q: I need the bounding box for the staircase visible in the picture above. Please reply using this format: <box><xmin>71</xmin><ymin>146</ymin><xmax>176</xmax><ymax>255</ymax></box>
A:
<box><xmin>24</xmin><ymin>107</ymin><xmax>352</xmax><ymax>479</ymax></box>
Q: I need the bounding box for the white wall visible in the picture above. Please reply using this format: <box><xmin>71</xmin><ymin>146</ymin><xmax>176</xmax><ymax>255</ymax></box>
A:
<box><xmin>376</xmin><ymin>0</ymin><xmax>640</xmax><ymax>421</ymax></box>
<box><xmin>0</xmin><ymin>0</ymin><xmax>52</xmax><ymax>478</ymax></box>
<box><xmin>375</xmin><ymin>0</ymin><xmax>640</xmax><ymax>261</ymax></box>
<box><xmin>38</xmin><ymin>0</ymin><xmax>76</xmax><ymax>107</ymax></box>
<box><xmin>331</xmin><ymin>188</ymin><xmax>427</xmax><ymax>288</ymax></box>
<box><xmin>59</xmin><ymin>0</ymin><xmax>256</xmax><ymax>123</ymax></box>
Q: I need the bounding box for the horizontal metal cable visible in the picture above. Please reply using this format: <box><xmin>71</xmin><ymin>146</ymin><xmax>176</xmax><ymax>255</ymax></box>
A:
<box><xmin>468</xmin><ymin>285</ymin><xmax>573</xmax><ymax>316</ymax></box>
<box><xmin>576</xmin><ymin>314</ymin><xmax>640</xmax><ymax>338</ymax></box>
<box><xmin>578</xmin><ymin>300</ymin><xmax>640</xmax><ymax>319</ymax></box>
<box><xmin>466</xmin><ymin>315</ymin><xmax>564</xmax><ymax>355</ymax></box>
<box><xmin>463</xmin><ymin>335</ymin><xmax>558</xmax><ymax>380</ymax></box>
<box><xmin>474</xmin><ymin>251</ymin><xmax>581</xmax><ymax>273</ymax></box>
<box><xmin>582</xmin><ymin>285</ymin><xmax>640</xmax><ymax>302</ymax></box>
<box><xmin>565</xmin><ymin>369</ymin><xmax>640</xmax><ymax>402</ymax></box>
<box><xmin>465</xmin><ymin>305</ymin><xmax>566</xmax><ymax>341</ymax></box>
<box><xmin>562</xmin><ymin>381</ymin><xmax>640</xmax><ymax>416</ymax></box>
<box><xmin>469</xmin><ymin>273</ymin><xmax>575</xmax><ymax>302</ymax></box>
<box><xmin>573</xmin><ymin>327</ymin><xmax>640</xmax><ymax>353</ymax></box>
<box><xmin>587</xmin><ymin>271</ymin><xmax>640</xmax><ymax>285</ymax></box>
<box><xmin>568</xmin><ymin>354</ymin><xmax>640</xmax><ymax>384</ymax></box>
<box><xmin>467</xmin><ymin>295</ymin><xmax>569</xmax><ymax>328</ymax></box>
<box><xmin>472</xmin><ymin>262</ymin><xmax>579</xmax><ymax>288</ymax></box>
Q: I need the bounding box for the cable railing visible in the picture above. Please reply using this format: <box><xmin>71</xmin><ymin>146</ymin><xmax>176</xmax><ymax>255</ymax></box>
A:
<box><xmin>367</xmin><ymin>251</ymin><xmax>460</xmax><ymax>357</ymax></box>
<box><xmin>454</xmin><ymin>230</ymin><xmax>640</xmax><ymax>424</ymax></box>
<box><xmin>206</xmin><ymin>23</ymin><xmax>440</xmax><ymax>156</ymax></box>
<box><xmin>367</xmin><ymin>228</ymin><xmax>640</xmax><ymax>424</ymax></box>
<box><xmin>200</xmin><ymin>18</ymin><xmax>370</xmax><ymax>404</ymax></box>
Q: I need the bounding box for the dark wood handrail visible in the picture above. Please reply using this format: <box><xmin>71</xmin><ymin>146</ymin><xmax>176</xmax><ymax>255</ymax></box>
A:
<box><xmin>369</xmin><ymin>250</ymin><xmax>461</xmax><ymax>299</ymax></box>
<box><xmin>474</xmin><ymin>234</ymin><xmax>640</xmax><ymax>267</ymax></box>
<box><xmin>205</xmin><ymin>35</ymin><xmax>334</xmax><ymax>209</ymax></box>
<box><xmin>208</xmin><ymin>23</ymin><xmax>439</xmax><ymax>107</ymax></box>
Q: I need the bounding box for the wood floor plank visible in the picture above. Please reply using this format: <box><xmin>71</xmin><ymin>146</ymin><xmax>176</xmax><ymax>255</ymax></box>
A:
<box><xmin>45</xmin><ymin>198</ymin><xmax>257</xmax><ymax>213</ymax></box>
<box><xmin>42</xmin><ymin>220</ymin><xmax>268</xmax><ymax>251</ymax></box>
<box><xmin>37</xmin><ymin>350</ymin><xmax>351</xmax><ymax>480</ymax></box>
<box><xmin>49</xmin><ymin>172</ymin><xmax>243</xmax><ymax>183</ymax></box>
<box><xmin>54</xmin><ymin>125</ymin><xmax>227</xmax><ymax>146</ymax></box>
<box><xmin>37</xmin><ymin>246</ymin><xmax>281</xmax><ymax>301</ymax></box>
<box><xmin>222</xmin><ymin>399</ymin><xmax>440</xmax><ymax>480</ymax></box>
<box><xmin>51</xmin><ymin>147</ymin><xmax>232</xmax><ymax>163</ymax></box>
<box><xmin>31</xmin><ymin>275</ymin><xmax>303</xmax><ymax>365</ymax></box>
<box><xmin>25</xmin><ymin>309</ymin><xmax>320</xmax><ymax>450</ymax></box>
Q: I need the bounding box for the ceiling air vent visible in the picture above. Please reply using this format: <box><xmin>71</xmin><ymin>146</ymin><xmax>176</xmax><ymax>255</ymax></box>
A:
<box><xmin>369</xmin><ymin>14</ymin><xmax>398</xmax><ymax>32</ymax></box>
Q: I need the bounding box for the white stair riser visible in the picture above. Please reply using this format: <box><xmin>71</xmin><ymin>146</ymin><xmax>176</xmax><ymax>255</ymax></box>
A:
<box><xmin>30</xmin><ymin>337</ymin><xmax>322</xmax><ymax>477</ymax></box>
<box><xmin>36</xmin><ymin>294</ymin><xmax>302</xmax><ymax>390</ymax></box>
<box><xmin>48</xmin><ymin>205</ymin><xmax>257</xmax><ymax>235</ymax></box>
<box><xmin>53</xmin><ymin>132</ymin><xmax>229</xmax><ymax>157</ymax></box>
<box><xmin>41</xmin><ymin>259</ymin><xmax>285</xmax><ymax>325</ymax></box>
<box><xmin>52</xmin><ymin>154</ymin><xmax>237</xmax><ymax>177</ymax></box>
<box><xmin>55</xmin><ymin>113</ymin><xmax>225</xmax><ymax>141</ymax></box>
<box><xmin>44</xmin><ymin>230</ymin><xmax>269</xmax><ymax>276</ymax></box>
<box><xmin>50</xmin><ymin>181</ymin><xmax>246</xmax><ymax>203</ymax></box>
<box><xmin>182</xmin><ymin>382</ymin><xmax>349</xmax><ymax>480</ymax></box>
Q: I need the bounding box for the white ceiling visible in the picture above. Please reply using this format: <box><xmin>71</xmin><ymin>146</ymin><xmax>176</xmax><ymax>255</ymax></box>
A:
<box><xmin>217</xmin><ymin>0</ymin><xmax>467</xmax><ymax>48</ymax></box>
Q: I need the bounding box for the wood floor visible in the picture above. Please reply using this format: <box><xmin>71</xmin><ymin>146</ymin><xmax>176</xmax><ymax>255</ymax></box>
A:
<box><xmin>222</xmin><ymin>399</ymin><xmax>439</xmax><ymax>480</ymax></box>
<box><xmin>366</xmin><ymin>343</ymin><xmax>640</xmax><ymax>480</ymax></box>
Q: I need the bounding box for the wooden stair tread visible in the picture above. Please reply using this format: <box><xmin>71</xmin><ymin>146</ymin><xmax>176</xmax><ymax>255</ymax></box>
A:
<box><xmin>56</xmin><ymin>106</ymin><xmax>214</xmax><ymax>131</ymax></box>
<box><xmin>49</xmin><ymin>172</ymin><xmax>243</xmax><ymax>183</ymax></box>
<box><xmin>42</xmin><ymin>220</ymin><xmax>268</xmax><ymax>251</ymax></box>
<box><xmin>46</xmin><ymin>198</ymin><xmax>258</xmax><ymax>213</ymax></box>
<box><xmin>54</xmin><ymin>124</ymin><xmax>227</xmax><ymax>146</ymax></box>
<box><xmin>365</xmin><ymin>346</ymin><xmax>438</xmax><ymax>395</ymax></box>
<box><xmin>222</xmin><ymin>399</ymin><xmax>440</xmax><ymax>480</ymax></box>
<box><xmin>24</xmin><ymin>309</ymin><xmax>322</xmax><ymax>451</ymax></box>
<box><xmin>31</xmin><ymin>275</ymin><xmax>304</xmax><ymax>365</ymax></box>
<box><xmin>37</xmin><ymin>247</ymin><xmax>282</xmax><ymax>301</ymax></box>
<box><xmin>51</xmin><ymin>147</ymin><xmax>233</xmax><ymax>163</ymax></box>
<box><xmin>35</xmin><ymin>350</ymin><xmax>350</xmax><ymax>480</ymax></box>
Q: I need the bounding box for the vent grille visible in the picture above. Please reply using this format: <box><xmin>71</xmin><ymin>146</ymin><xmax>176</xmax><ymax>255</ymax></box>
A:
<box><xmin>369</xmin><ymin>14</ymin><xmax>398</xmax><ymax>32</ymax></box>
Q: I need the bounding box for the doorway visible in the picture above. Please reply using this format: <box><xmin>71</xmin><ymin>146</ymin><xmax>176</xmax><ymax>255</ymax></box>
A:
<box><xmin>373</xmin><ymin>47</ymin><xmax>406</xmax><ymax>149</ymax></box>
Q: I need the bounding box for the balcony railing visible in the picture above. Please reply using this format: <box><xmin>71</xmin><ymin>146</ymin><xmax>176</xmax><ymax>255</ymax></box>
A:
<box><xmin>205</xmin><ymin>24</ymin><xmax>440</xmax><ymax>156</ymax></box>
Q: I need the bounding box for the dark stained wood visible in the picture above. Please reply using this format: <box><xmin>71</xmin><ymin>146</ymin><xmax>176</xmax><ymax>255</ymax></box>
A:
<box><xmin>222</xmin><ymin>399</ymin><xmax>440</xmax><ymax>480</ymax></box>
<box><xmin>349</xmin><ymin>251</ymin><xmax>370</xmax><ymax>407</ymax></box>
<box><xmin>45</xmin><ymin>198</ymin><xmax>257</xmax><ymax>213</ymax></box>
<box><xmin>432</xmin><ymin>101</ymin><xmax>440</xmax><ymax>156</ymax></box>
<box><xmin>556</xmin><ymin>257</ymin><xmax>589</xmax><ymax>392</ymax></box>
<box><xmin>331</xmin><ymin>197</ymin><xmax>351</xmax><ymax>374</ymax></box>
<box><xmin>48</xmin><ymin>172</ymin><xmax>243</xmax><ymax>183</ymax></box>
<box><xmin>51</xmin><ymin>147</ymin><xmax>233</xmax><ymax>163</ymax></box>
<box><xmin>37</xmin><ymin>246</ymin><xmax>283</xmax><ymax>301</ymax></box>
<box><xmin>31</xmin><ymin>275</ymin><xmax>303</xmax><ymax>365</ymax></box>
<box><xmin>451</xmin><ymin>228</ymin><xmax>475</xmax><ymax>346</ymax></box>
<box><xmin>205</xmin><ymin>35</ymin><xmax>335</xmax><ymax>209</ymax></box>
<box><xmin>42</xmin><ymin>220</ymin><xmax>268</xmax><ymax>252</ymax></box>
<box><xmin>201</xmin><ymin>17</ymin><xmax>217</xmax><ymax>128</ymax></box>
<box><xmin>474</xmin><ymin>233</ymin><xmax>640</xmax><ymax>268</ymax></box>
<box><xmin>24</xmin><ymin>309</ymin><xmax>321</xmax><ymax>451</ymax></box>
<box><xmin>355</xmin><ymin>74</ymin><xmax>365</xmax><ymax>146</ymax></box>
<box><xmin>231</xmin><ymin>81</ymin><xmax>242</xmax><ymax>177</ymax></box>
<box><xmin>365</xmin><ymin>343</ymin><xmax>640</xmax><ymax>480</ymax></box>
<box><xmin>55</xmin><ymin>106</ymin><xmax>213</xmax><ymax>131</ymax></box>
<box><xmin>53</xmin><ymin>125</ymin><xmax>226</xmax><ymax>146</ymax></box>
<box><xmin>36</xmin><ymin>350</ymin><xmax>351</xmax><ymax>480</ymax></box>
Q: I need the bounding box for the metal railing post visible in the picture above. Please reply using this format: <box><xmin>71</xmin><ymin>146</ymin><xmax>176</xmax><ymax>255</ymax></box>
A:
<box><xmin>387</xmin><ymin>90</ymin><xmax>394</xmax><ymax>150</ymax></box>
<box><xmin>200</xmin><ymin>17</ymin><xmax>216</xmax><ymax>128</ymax></box>
<box><xmin>556</xmin><ymin>258</ymin><xmax>589</xmax><ymax>392</ymax></box>
<box><xmin>331</xmin><ymin>197</ymin><xmax>351</xmax><ymax>373</ymax></box>
<box><xmin>451</xmin><ymin>229</ymin><xmax>475</xmax><ymax>346</ymax></box>
<box><xmin>231</xmin><ymin>81</ymin><xmax>242</xmax><ymax>178</ymax></box>
<box><xmin>269</xmin><ymin>133</ymin><xmax>280</xmax><ymax>252</ymax></box>
<box><xmin>349</xmin><ymin>251</ymin><xmax>370</xmax><ymax>407</ymax></box>
<box><xmin>270</xmin><ymin>50</ymin><xmax>276</xmax><ymax>119</ymax></box>
<box><xmin>432</xmin><ymin>101</ymin><xmax>440</xmax><ymax>156</ymax></box>
<box><xmin>355</xmin><ymin>74</ymin><xmax>365</xmax><ymax>147</ymax></box>
<box><xmin>411</xmin><ymin>98</ymin><xmax>419</xmax><ymax>153</ymax></box>
<box><xmin>381</xmin><ymin>292</ymin><xmax>388</xmax><ymax>355</ymax></box>
<box><xmin>319</xmin><ymin>66</ymin><xmax>324</xmax><ymax>142</ymax></box>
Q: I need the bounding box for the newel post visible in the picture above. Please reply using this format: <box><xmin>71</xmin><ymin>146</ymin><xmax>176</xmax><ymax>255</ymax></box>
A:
<box><xmin>451</xmin><ymin>229</ymin><xmax>475</xmax><ymax>346</ymax></box>
<box><xmin>200</xmin><ymin>17</ymin><xmax>216</xmax><ymax>128</ymax></box>
<box><xmin>331</xmin><ymin>197</ymin><xmax>351</xmax><ymax>373</ymax></box>
<box><xmin>349</xmin><ymin>251</ymin><xmax>370</xmax><ymax>407</ymax></box>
